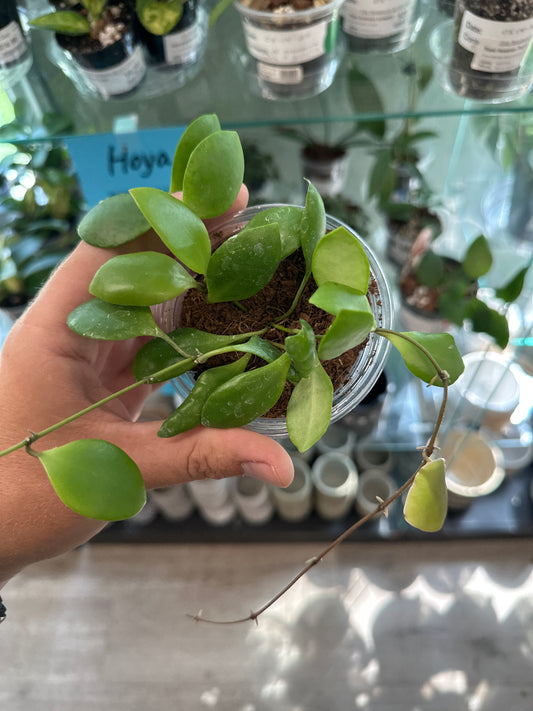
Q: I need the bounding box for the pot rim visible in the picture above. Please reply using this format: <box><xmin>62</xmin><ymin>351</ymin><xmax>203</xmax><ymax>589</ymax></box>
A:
<box><xmin>234</xmin><ymin>0</ymin><xmax>346</xmax><ymax>24</ymax></box>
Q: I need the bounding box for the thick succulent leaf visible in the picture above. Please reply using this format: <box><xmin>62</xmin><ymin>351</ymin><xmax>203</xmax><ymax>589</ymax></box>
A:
<box><xmin>415</xmin><ymin>251</ymin><xmax>446</xmax><ymax>288</ymax></box>
<box><xmin>318</xmin><ymin>308</ymin><xmax>376</xmax><ymax>361</ymax></box>
<box><xmin>284</xmin><ymin>319</ymin><xmax>317</xmax><ymax>377</ymax></box>
<box><xmin>89</xmin><ymin>251</ymin><xmax>198</xmax><ymax>306</ymax></box>
<box><xmin>462</xmin><ymin>235</ymin><xmax>492</xmax><ymax>279</ymax></box>
<box><xmin>182</xmin><ymin>131</ymin><xmax>244</xmax><ymax>219</ymax></box>
<box><xmin>201</xmin><ymin>353</ymin><xmax>291</xmax><ymax>428</ymax></box>
<box><xmin>380</xmin><ymin>331</ymin><xmax>464</xmax><ymax>386</ymax></box>
<box><xmin>495</xmin><ymin>265</ymin><xmax>528</xmax><ymax>303</ymax></box>
<box><xmin>368</xmin><ymin>149</ymin><xmax>396</xmax><ymax>204</ymax></box>
<box><xmin>346</xmin><ymin>64</ymin><xmax>386</xmax><ymax>138</ymax></box>
<box><xmin>286</xmin><ymin>361</ymin><xmax>333</xmax><ymax>452</ymax></box>
<box><xmin>30</xmin><ymin>11</ymin><xmax>91</xmax><ymax>35</ymax></box>
<box><xmin>170</xmin><ymin>114</ymin><xmax>221</xmax><ymax>192</ymax></box>
<box><xmin>299</xmin><ymin>181</ymin><xmax>326</xmax><ymax>269</ymax></box>
<box><xmin>243</xmin><ymin>205</ymin><xmax>302</xmax><ymax>259</ymax></box>
<box><xmin>38</xmin><ymin>439</ymin><xmax>146</xmax><ymax>521</ymax></box>
<box><xmin>404</xmin><ymin>458</ymin><xmax>447</xmax><ymax>532</ymax></box>
<box><xmin>464</xmin><ymin>298</ymin><xmax>510</xmax><ymax>350</ymax></box>
<box><xmin>310</xmin><ymin>282</ymin><xmax>373</xmax><ymax>316</ymax></box>
<box><xmin>129</xmin><ymin>188</ymin><xmax>210</xmax><ymax>274</ymax></box>
<box><xmin>206</xmin><ymin>223</ymin><xmax>281</xmax><ymax>303</ymax></box>
<box><xmin>235</xmin><ymin>335</ymin><xmax>283</xmax><ymax>362</ymax></box>
<box><xmin>132</xmin><ymin>328</ymin><xmax>248</xmax><ymax>380</ymax></box>
<box><xmin>136</xmin><ymin>0</ymin><xmax>183</xmax><ymax>34</ymax></box>
<box><xmin>158</xmin><ymin>354</ymin><xmax>251</xmax><ymax>437</ymax></box>
<box><xmin>77</xmin><ymin>193</ymin><xmax>149</xmax><ymax>248</ymax></box>
<box><xmin>312</xmin><ymin>227</ymin><xmax>369</xmax><ymax>292</ymax></box>
<box><xmin>67</xmin><ymin>299</ymin><xmax>160</xmax><ymax>340</ymax></box>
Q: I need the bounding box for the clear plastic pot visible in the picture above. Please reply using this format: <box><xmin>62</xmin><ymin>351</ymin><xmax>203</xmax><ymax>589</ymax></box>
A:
<box><xmin>166</xmin><ymin>204</ymin><xmax>393</xmax><ymax>442</ymax></box>
<box><xmin>232</xmin><ymin>0</ymin><xmax>346</xmax><ymax>100</ymax></box>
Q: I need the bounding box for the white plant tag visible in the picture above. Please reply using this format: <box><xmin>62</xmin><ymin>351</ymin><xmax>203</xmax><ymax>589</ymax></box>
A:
<box><xmin>81</xmin><ymin>45</ymin><xmax>146</xmax><ymax>98</ymax></box>
<box><xmin>0</xmin><ymin>21</ymin><xmax>26</xmax><ymax>64</ymax></box>
<box><xmin>459</xmin><ymin>10</ymin><xmax>533</xmax><ymax>73</ymax></box>
<box><xmin>341</xmin><ymin>0</ymin><xmax>417</xmax><ymax>39</ymax></box>
<box><xmin>243</xmin><ymin>19</ymin><xmax>329</xmax><ymax>65</ymax></box>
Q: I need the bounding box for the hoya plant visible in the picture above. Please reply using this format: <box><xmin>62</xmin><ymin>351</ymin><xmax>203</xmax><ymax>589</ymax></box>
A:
<box><xmin>0</xmin><ymin>114</ymin><xmax>466</xmax><ymax>540</ymax></box>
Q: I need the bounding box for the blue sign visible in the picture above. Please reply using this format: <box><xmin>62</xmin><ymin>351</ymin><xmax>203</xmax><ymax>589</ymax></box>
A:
<box><xmin>64</xmin><ymin>126</ymin><xmax>185</xmax><ymax>208</ymax></box>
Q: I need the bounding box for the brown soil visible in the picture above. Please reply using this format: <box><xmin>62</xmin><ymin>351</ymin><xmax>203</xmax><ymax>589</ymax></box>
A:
<box><xmin>55</xmin><ymin>2</ymin><xmax>131</xmax><ymax>52</ymax></box>
<box><xmin>180</xmin><ymin>248</ymin><xmax>378</xmax><ymax>418</ymax></box>
<box><xmin>243</xmin><ymin>0</ymin><xmax>326</xmax><ymax>10</ymax></box>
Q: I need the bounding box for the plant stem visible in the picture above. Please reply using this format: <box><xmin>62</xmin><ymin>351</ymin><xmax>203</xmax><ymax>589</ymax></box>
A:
<box><xmin>190</xmin><ymin>327</ymin><xmax>451</xmax><ymax>625</ymax></box>
<box><xmin>156</xmin><ymin>328</ymin><xmax>192</xmax><ymax>358</ymax></box>
<box><xmin>276</xmin><ymin>269</ymin><xmax>311</xmax><ymax>323</ymax></box>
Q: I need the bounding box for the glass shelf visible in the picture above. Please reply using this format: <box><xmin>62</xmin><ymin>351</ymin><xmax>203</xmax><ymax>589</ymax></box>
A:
<box><xmin>4</xmin><ymin>1</ymin><xmax>533</xmax><ymax>143</ymax></box>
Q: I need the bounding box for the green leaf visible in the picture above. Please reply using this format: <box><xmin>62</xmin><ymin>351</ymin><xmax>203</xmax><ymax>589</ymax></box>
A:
<box><xmin>77</xmin><ymin>193</ymin><xmax>150</xmax><ymax>248</ymax></box>
<box><xmin>170</xmin><ymin>114</ymin><xmax>221</xmax><ymax>193</ymax></box>
<box><xmin>158</xmin><ymin>354</ymin><xmax>251</xmax><ymax>437</ymax></box>
<box><xmin>132</xmin><ymin>328</ymin><xmax>248</xmax><ymax>380</ymax></box>
<box><xmin>285</xmin><ymin>320</ymin><xmax>317</xmax><ymax>377</ymax></box>
<box><xmin>29</xmin><ymin>11</ymin><xmax>91</xmax><ymax>35</ymax></box>
<box><xmin>38</xmin><ymin>439</ymin><xmax>146</xmax><ymax>521</ymax></box>
<box><xmin>182</xmin><ymin>131</ymin><xmax>244</xmax><ymax>219</ymax></box>
<box><xmin>416</xmin><ymin>251</ymin><xmax>446</xmax><ymax>288</ymax></box>
<box><xmin>312</xmin><ymin>226</ymin><xmax>369</xmax><ymax>293</ymax></box>
<box><xmin>310</xmin><ymin>282</ymin><xmax>372</xmax><ymax>316</ymax></box>
<box><xmin>286</xmin><ymin>361</ymin><xmax>333</xmax><ymax>452</ymax></box>
<box><xmin>243</xmin><ymin>205</ymin><xmax>302</xmax><ymax>259</ymax></box>
<box><xmin>89</xmin><ymin>251</ymin><xmax>198</xmax><ymax>306</ymax></box>
<box><xmin>495</xmin><ymin>266</ymin><xmax>529</xmax><ymax>303</ymax></box>
<box><xmin>462</xmin><ymin>235</ymin><xmax>492</xmax><ymax>279</ymax></box>
<box><xmin>317</xmin><ymin>308</ymin><xmax>376</xmax><ymax>361</ymax></box>
<box><xmin>368</xmin><ymin>149</ymin><xmax>396</xmax><ymax>203</ymax></box>
<box><xmin>129</xmin><ymin>188</ymin><xmax>210</xmax><ymax>274</ymax></box>
<box><xmin>403</xmin><ymin>458</ymin><xmax>447</xmax><ymax>532</ymax></box>
<box><xmin>235</xmin><ymin>335</ymin><xmax>284</xmax><ymax>363</ymax></box>
<box><xmin>346</xmin><ymin>64</ymin><xmax>385</xmax><ymax>139</ymax></box>
<box><xmin>464</xmin><ymin>299</ymin><xmax>510</xmax><ymax>350</ymax></box>
<box><xmin>299</xmin><ymin>181</ymin><xmax>326</xmax><ymax>270</ymax></box>
<box><xmin>82</xmin><ymin>0</ymin><xmax>107</xmax><ymax>17</ymax></box>
<box><xmin>136</xmin><ymin>0</ymin><xmax>183</xmax><ymax>34</ymax></box>
<box><xmin>380</xmin><ymin>331</ymin><xmax>464</xmax><ymax>386</ymax></box>
<box><xmin>206</xmin><ymin>223</ymin><xmax>281</xmax><ymax>303</ymax></box>
<box><xmin>67</xmin><ymin>299</ymin><xmax>160</xmax><ymax>340</ymax></box>
<box><xmin>201</xmin><ymin>353</ymin><xmax>291</xmax><ymax>428</ymax></box>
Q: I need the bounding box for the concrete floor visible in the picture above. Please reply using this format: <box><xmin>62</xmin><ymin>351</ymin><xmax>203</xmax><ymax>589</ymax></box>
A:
<box><xmin>1</xmin><ymin>538</ymin><xmax>533</xmax><ymax>710</ymax></box>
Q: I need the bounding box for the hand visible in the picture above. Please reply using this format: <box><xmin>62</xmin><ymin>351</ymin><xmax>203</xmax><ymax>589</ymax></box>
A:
<box><xmin>0</xmin><ymin>187</ymin><xmax>294</xmax><ymax>585</ymax></box>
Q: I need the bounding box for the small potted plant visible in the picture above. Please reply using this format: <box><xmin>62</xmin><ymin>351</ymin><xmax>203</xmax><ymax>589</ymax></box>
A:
<box><xmin>29</xmin><ymin>0</ymin><xmax>147</xmax><ymax>100</ymax></box>
<box><xmin>0</xmin><ymin>112</ymin><xmax>467</xmax><ymax>540</ymax></box>
<box><xmin>398</xmin><ymin>229</ymin><xmax>516</xmax><ymax>349</ymax></box>
<box><xmin>448</xmin><ymin>0</ymin><xmax>533</xmax><ymax>102</ymax></box>
<box><xmin>211</xmin><ymin>0</ymin><xmax>347</xmax><ymax>100</ymax></box>
<box><xmin>134</xmin><ymin>0</ymin><xmax>207</xmax><ymax>74</ymax></box>
<box><xmin>0</xmin><ymin>141</ymin><xmax>85</xmax><ymax>317</ymax></box>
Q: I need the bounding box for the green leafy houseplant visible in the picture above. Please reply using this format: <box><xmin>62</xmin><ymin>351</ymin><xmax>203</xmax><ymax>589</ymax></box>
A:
<box><xmin>0</xmin><ymin>113</ymin><xmax>466</xmax><ymax>542</ymax></box>
<box><xmin>398</xmin><ymin>232</ymin><xmax>526</xmax><ymax>349</ymax></box>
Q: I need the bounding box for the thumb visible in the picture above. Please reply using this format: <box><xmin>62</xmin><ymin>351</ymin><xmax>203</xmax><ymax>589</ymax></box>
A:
<box><xmin>103</xmin><ymin>420</ymin><xmax>295</xmax><ymax>490</ymax></box>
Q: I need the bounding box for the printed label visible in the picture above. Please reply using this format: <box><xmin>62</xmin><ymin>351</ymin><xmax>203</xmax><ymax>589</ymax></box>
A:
<box><xmin>0</xmin><ymin>21</ymin><xmax>27</xmax><ymax>64</ymax></box>
<box><xmin>81</xmin><ymin>45</ymin><xmax>146</xmax><ymax>98</ymax></box>
<box><xmin>162</xmin><ymin>21</ymin><xmax>201</xmax><ymax>65</ymax></box>
<box><xmin>258</xmin><ymin>61</ymin><xmax>304</xmax><ymax>85</ymax></box>
<box><xmin>243</xmin><ymin>19</ymin><xmax>329</xmax><ymax>65</ymax></box>
<box><xmin>341</xmin><ymin>0</ymin><xmax>417</xmax><ymax>39</ymax></box>
<box><xmin>459</xmin><ymin>11</ymin><xmax>533</xmax><ymax>73</ymax></box>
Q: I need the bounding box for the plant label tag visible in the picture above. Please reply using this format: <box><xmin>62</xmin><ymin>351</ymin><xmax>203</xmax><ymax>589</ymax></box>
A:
<box><xmin>163</xmin><ymin>21</ymin><xmax>201</xmax><ymax>65</ymax></box>
<box><xmin>243</xmin><ymin>19</ymin><xmax>329</xmax><ymax>65</ymax></box>
<box><xmin>0</xmin><ymin>21</ymin><xmax>26</xmax><ymax>65</ymax></box>
<box><xmin>64</xmin><ymin>127</ymin><xmax>183</xmax><ymax>208</ymax></box>
<box><xmin>258</xmin><ymin>61</ymin><xmax>304</xmax><ymax>85</ymax></box>
<box><xmin>341</xmin><ymin>0</ymin><xmax>417</xmax><ymax>39</ymax></box>
<box><xmin>459</xmin><ymin>11</ymin><xmax>533</xmax><ymax>73</ymax></box>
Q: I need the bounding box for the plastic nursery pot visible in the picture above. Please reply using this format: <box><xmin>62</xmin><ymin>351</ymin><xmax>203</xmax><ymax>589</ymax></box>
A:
<box><xmin>340</xmin><ymin>0</ymin><xmax>425</xmax><ymax>54</ymax></box>
<box><xmin>300</xmin><ymin>146</ymin><xmax>349</xmax><ymax>198</ymax></box>
<box><xmin>232</xmin><ymin>0</ymin><xmax>346</xmax><ymax>100</ymax></box>
<box><xmin>169</xmin><ymin>204</ymin><xmax>393</xmax><ymax>442</ymax></box>
<box><xmin>137</xmin><ymin>0</ymin><xmax>208</xmax><ymax>74</ymax></box>
<box><xmin>439</xmin><ymin>427</ymin><xmax>505</xmax><ymax>510</ymax></box>
<box><xmin>449</xmin><ymin>351</ymin><xmax>521</xmax><ymax>432</ymax></box>
<box><xmin>270</xmin><ymin>455</ymin><xmax>314</xmax><ymax>521</ymax></box>
<box><xmin>311</xmin><ymin>451</ymin><xmax>359</xmax><ymax>519</ymax></box>
<box><xmin>52</xmin><ymin>4</ymin><xmax>146</xmax><ymax>100</ymax></box>
<box><xmin>0</xmin><ymin>0</ymin><xmax>32</xmax><ymax>88</ymax></box>
<box><xmin>430</xmin><ymin>0</ymin><xmax>533</xmax><ymax>103</ymax></box>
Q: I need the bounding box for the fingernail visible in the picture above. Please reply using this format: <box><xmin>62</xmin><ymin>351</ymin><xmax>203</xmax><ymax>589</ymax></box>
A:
<box><xmin>242</xmin><ymin>461</ymin><xmax>277</xmax><ymax>484</ymax></box>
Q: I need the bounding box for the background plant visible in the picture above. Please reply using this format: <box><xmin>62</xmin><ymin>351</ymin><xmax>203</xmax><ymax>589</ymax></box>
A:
<box><xmin>1</xmin><ymin>113</ymin><xmax>465</xmax><ymax>545</ymax></box>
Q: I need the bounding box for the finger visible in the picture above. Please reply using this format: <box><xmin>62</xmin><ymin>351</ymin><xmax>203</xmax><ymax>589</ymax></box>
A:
<box><xmin>101</xmin><ymin>419</ymin><xmax>294</xmax><ymax>490</ymax></box>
